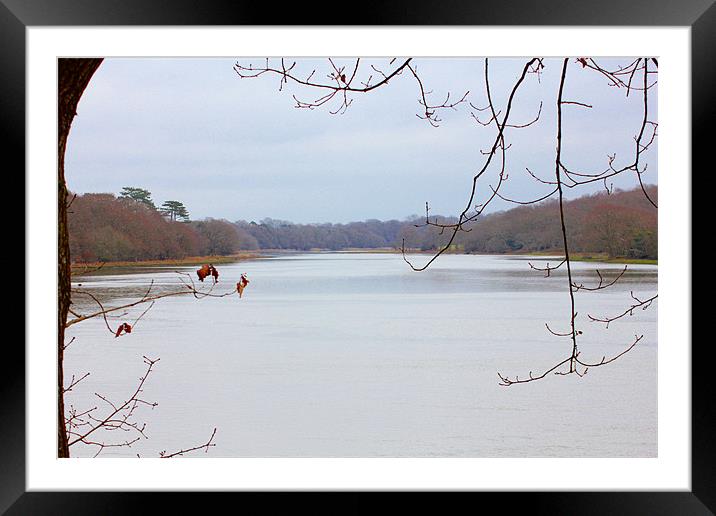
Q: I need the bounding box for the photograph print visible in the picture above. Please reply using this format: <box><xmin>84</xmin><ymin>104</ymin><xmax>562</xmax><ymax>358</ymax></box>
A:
<box><xmin>58</xmin><ymin>56</ymin><xmax>658</xmax><ymax>458</ymax></box>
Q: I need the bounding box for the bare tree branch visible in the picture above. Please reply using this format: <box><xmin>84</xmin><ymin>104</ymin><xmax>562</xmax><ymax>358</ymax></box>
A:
<box><xmin>159</xmin><ymin>428</ymin><xmax>217</xmax><ymax>458</ymax></box>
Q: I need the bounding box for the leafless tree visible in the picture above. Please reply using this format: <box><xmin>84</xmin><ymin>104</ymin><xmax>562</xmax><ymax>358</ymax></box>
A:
<box><xmin>59</xmin><ymin>59</ymin><xmax>104</xmax><ymax>457</ymax></box>
<box><xmin>234</xmin><ymin>56</ymin><xmax>658</xmax><ymax>386</ymax></box>
<box><xmin>63</xmin><ymin>267</ymin><xmax>239</xmax><ymax>457</ymax></box>
<box><xmin>59</xmin><ymin>59</ymin><xmax>236</xmax><ymax>457</ymax></box>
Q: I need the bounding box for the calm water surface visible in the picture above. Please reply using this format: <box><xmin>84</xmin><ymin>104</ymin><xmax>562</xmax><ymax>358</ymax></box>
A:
<box><xmin>67</xmin><ymin>253</ymin><xmax>657</xmax><ymax>457</ymax></box>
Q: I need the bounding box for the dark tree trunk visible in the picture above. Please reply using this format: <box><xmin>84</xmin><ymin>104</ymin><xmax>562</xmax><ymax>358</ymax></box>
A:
<box><xmin>58</xmin><ymin>58</ymin><xmax>103</xmax><ymax>458</ymax></box>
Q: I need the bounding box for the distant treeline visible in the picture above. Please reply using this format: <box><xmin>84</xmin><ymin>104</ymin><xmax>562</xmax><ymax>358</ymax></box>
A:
<box><xmin>233</xmin><ymin>218</ymin><xmax>403</xmax><ymax>251</ymax></box>
<box><xmin>68</xmin><ymin>186</ymin><xmax>657</xmax><ymax>262</ymax></box>
<box><xmin>235</xmin><ymin>186</ymin><xmax>657</xmax><ymax>259</ymax></box>
<box><xmin>397</xmin><ymin>186</ymin><xmax>658</xmax><ymax>259</ymax></box>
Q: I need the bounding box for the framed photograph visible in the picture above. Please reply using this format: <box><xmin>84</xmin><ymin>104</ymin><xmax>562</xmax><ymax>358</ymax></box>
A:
<box><xmin>9</xmin><ymin>0</ymin><xmax>708</xmax><ymax>512</ymax></box>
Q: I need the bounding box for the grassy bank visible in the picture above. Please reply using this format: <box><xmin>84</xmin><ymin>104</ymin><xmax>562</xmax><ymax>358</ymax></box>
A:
<box><xmin>568</xmin><ymin>253</ymin><xmax>657</xmax><ymax>265</ymax></box>
<box><xmin>71</xmin><ymin>252</ymin><xmax>262</xmax><ymax>273</ymax></box>
<box><xmin>339</xmin><ymin>248</ymin><xmax>657</xmax><ymax>265</ymax></box>
<box><xmin>514</xmin><ymin>250</ymin><xmax>657</xmax><ymax>265</ymax></box>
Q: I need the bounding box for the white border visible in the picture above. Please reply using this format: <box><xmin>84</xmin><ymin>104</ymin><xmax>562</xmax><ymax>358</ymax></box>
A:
<box><xmin>27</xmin><ymin>27</ymin><xmax>691</xmax><ymax>491</ymax></box>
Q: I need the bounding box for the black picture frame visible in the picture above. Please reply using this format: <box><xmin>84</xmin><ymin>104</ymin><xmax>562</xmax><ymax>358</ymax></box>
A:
<box><xmin>6</xmin><ymin>0</ymin><xmax>707</xmax><ymax>513</ymax></box>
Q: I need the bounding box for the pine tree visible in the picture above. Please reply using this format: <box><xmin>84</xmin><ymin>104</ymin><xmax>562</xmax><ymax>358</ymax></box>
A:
<box><xmin>119</xmin><ymin>187</ymin><xmax>156</xmax><ymax>210</ymax></box>
<box><xmin>160</xmin><ymin>200</ymin><xmax>190</xmax><ymax>222</ymax></box>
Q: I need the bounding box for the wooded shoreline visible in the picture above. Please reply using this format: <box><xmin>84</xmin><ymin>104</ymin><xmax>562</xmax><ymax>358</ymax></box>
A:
<box><xmin>69</xmin><ymin>186</ymin><xmax>657</xmax><ymax>265</ymax></box>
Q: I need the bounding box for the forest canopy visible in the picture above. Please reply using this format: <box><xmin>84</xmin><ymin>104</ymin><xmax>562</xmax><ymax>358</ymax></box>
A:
<box><xmin>68</xmin><ymin>193</ymin><xmax>250</xmax><ymax>261</ymax></box>
<box><xmin>68</xmin><ymin>186</ymin><xmax>657</xmax><ymax>262</ymax></box>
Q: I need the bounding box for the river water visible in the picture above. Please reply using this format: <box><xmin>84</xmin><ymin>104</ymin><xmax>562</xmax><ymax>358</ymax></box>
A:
<box><xmin>66</xmin><ymin>253</ymin><xmax>657</xmax><ymax>457</ymax></box>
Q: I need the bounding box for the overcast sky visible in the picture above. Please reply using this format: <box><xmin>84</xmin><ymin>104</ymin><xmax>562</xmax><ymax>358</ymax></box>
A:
<box><xmin>65</xmin><ymin>57</ymin><xmax>657</xmax><ymax>224</ymax></box>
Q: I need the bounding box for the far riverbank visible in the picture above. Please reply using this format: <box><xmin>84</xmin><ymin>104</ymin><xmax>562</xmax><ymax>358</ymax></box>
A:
<box><xmin>333</xmin><ymin>248</ymin><xmax>657</xmax><ymax>266</ymax></box>
<box><xmin>70</xmin><ymin>252</ymin><xmax>263</xmax><ymax>275</ymax></box>
<box><xmin>70</xmin><ymin>249</ymin><xmax>656</xmax><ymax>275</ymax></box>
